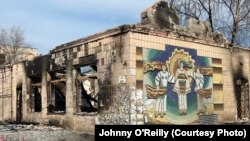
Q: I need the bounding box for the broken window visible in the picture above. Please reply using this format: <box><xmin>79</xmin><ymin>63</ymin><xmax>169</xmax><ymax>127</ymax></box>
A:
<box><xmin>26</xmin><ymin>55</ymin><xmax>50</xmax><ymax>113</ymax></box>
<box><xmin>32</xmin><ymin>86</ymin><xmax>42</xmax><ymax>112</ymax></box>
<box><xmin>29</xmin><ymin>75</ymin><xmax>42</xmax><ymax>113</ymax></box>
<box><xmin>48</xmin><ymin>69</ymin><xmax>66</xmax><ymax>114</ymax></box>
<box><xmin>76</xmin><ymin>65</ymin><xmax>100</xmax><ymax>114</ymax></box>
<box><xmin>0</xmin><ymin>54</ymin><xmax>5</xmax><ymax>65</ymax></box>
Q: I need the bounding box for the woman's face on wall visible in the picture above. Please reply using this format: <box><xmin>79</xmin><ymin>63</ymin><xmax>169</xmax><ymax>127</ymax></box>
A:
<box><xmin>180</xmin><ymin>62</ymin><xmax>184</xmax><ymax>68</ymax></box>
<box><xmin>162</xmin><ymin>65</ymin><xmax>166</xmax><ymax>71</ymax></box>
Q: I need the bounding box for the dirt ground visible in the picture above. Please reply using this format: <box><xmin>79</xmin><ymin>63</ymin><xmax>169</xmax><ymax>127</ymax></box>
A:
<box><xmin>0</xmin><ymin>123</ymin><xmax>94</xmax><ymax>141</ymax></box>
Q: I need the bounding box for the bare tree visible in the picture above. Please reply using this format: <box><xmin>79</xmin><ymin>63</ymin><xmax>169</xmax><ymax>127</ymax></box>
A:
<box><xmin>220</xmin><ymin>0</ymin><xmax>250</xmax><ymax>46</ymax></box>
<box><xmin>198</xmin><ymin>0</ymin><xmax>215</xmax><ymax>32</ymax></box>
<box><xmin>173</xmin><ymin>0</ymin><xmax>204</xmax><ymax>21</ymax></box>
<box><xmin>173</xmin><ymin>0</ymin><xmax>220</xmax><ymax>32</ymax></box>
<box><xmin>0</xmin><ymin>26</ymin><xmax>25</xmax><ymax>64</ymax></box>
<box><xmin>171</xmin><ymin>0</ymin><xmax>250</xmax><ymax>47</ymax></box>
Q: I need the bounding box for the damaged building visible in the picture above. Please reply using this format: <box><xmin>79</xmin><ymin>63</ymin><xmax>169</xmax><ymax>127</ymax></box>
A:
<box><xmin>0</xmin><ymin>0</ymin><xmax>250</xmax><ymax>132</ymax></box>
<box><xmin>0</xmin><ymin>46</ymin><xmax>38</xmax><ymax>122</ymax></box>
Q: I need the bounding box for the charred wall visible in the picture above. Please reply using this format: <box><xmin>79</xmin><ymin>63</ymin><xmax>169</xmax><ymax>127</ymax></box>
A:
<box><xmin>26</xmin><ymin>55</ymin><xmax>51</xmax><ymax>76</ymax></box>
<box><xmin>231</xmin><ymin>48</ymin><xmax>250</xmax><ymax>119</ymax></box>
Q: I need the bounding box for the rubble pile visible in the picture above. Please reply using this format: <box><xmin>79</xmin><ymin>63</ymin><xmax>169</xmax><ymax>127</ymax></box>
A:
<box><xmin>139</xmin><ymin>0</ymin><xmax>228</xmax><ymax>45</ymax></box>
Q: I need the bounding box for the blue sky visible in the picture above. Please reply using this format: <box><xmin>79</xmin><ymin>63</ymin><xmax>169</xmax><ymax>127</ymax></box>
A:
<box><xmin>0</xmin><ymin>0</ymin><xmax>155</xmax><ymax>54</ymax></box>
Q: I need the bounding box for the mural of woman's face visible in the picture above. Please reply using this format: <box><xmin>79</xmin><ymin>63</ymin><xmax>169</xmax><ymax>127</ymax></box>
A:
<box><xmin>162</xmin><ymin>65</ymin><xmax>166</xmax><ymax>71</ymax></box>
<box><xmin>180</xmin><ymin>62</ymin><xmax>184</xmax><ymax>69</ymax></box>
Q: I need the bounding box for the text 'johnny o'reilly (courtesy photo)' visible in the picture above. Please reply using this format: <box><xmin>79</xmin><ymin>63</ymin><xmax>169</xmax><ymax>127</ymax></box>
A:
<box><xmin>98</xmin><ymin>128</ymin><xmax>246</xmax><ymax>139</ymax></box>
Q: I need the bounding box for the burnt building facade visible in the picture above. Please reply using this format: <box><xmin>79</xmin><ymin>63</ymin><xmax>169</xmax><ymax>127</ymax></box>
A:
<box><xmin>0</xmin><ymin>1</ymin><xmax>249</xmax><ymax>132</ymax></box>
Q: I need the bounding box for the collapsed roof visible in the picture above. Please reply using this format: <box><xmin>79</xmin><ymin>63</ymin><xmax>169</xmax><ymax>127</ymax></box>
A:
<box><xmin>54</xmin><ymin>0</ymin><xmax>231</xmax><ymax>51</ymax></box>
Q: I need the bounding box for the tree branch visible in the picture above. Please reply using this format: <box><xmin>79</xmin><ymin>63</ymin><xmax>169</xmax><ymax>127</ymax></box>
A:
<box><xmin>223</xmin><ymin>0</ymin><xmax>235</xmax><ymax>20</ymax></box>
<box><xmin>198</xmin><ymin>0</ymin><xmax>209</xmax><ymax>13</ymax></box>
<box><xmin>214</xmin><ymin>19</ymin><xmax>233</xmax><ymax>33</ymax></box>
<box><xmin>239</xmin><ymin>9</ymin><xmax>250</xmax><ymax>22</ymax></box>
<box><xmin>174</xmin><ymin>7</ymin><xmax>200</xmax><ymax>20</ymax></box>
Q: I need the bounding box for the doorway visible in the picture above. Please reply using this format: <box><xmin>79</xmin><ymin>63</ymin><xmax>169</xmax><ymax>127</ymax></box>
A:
<box><xmin>16</xmin><ymin>88</ymin><xmax>22</xmax><ymax>122</ymax></box>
